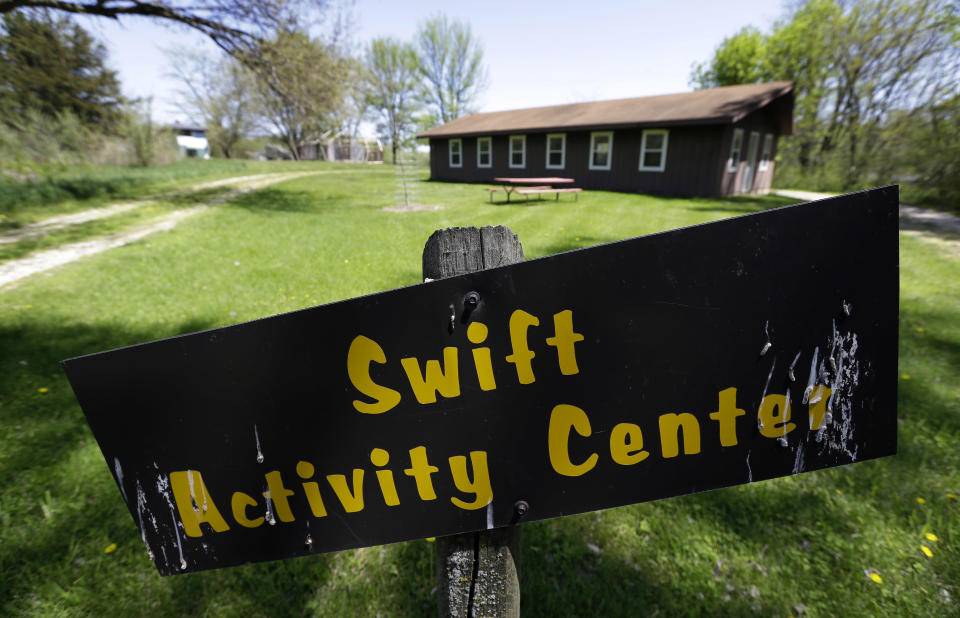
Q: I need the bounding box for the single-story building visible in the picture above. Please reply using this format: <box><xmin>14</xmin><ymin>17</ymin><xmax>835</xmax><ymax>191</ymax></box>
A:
<box><xmin>417</xmin><ymin>81</ymin><xmax>794</xmax><ymax>197</ymax></box>
<box><xmin>172</xmin><ymin>123</ymin><xmax>210</xmax><ymax>159</ymax></box>
<box><xmin>299</xmin><ymin>137</ymin><xmax>384</xmax><ymax>162</ymax></box>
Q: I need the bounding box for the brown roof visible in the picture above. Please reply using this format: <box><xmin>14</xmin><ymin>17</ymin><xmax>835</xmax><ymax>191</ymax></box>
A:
<box><xmin>418</xmin><ymin>81</ymin><xmax>794</xmax><ymax>138</ymax></box>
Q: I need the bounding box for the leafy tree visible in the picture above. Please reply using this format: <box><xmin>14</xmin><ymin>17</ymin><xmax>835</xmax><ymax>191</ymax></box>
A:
<box><xmin>414</xmin><ymin>14</ymin><xmax>487</xmax><ymax>123</ymax></box>
<box><xmin>761</xmin><ymin>0</ymin><xmax>842</xmax><ymax>172</ymax></box>
<box><xmin>167</xmin><ymin>49</ymin><xmax>257</xmax><ymax>158</ymax></box>
<box><xmin>0</xmin><ymin>11</ymin><xmax>123</xmax><ymax>128</ymax></box>
<box><xmin>124</xmin><ymin>98</ymin><xmax>180</xmax><ymax>167</ymax></box>
<box><xmin>363</xmin><ymin>37</ymin><xmax>419</xmax><ymax>164</ymax></box>
<box><xmin>891</xmin><ymin>95</ymin><xmax>960</xmax><ymax>207</ymax></box>
<box><xmin>690</xmin><ymin>27</ymin><xmax>767</xmax><ymax>88</ymax></box>
<box><xmin>324</xmin><ymin>56</ymin><xmax>367</xmax><ymax>145</ymax></box>
<box><xmin>253</xmin><ymin>30</ymin><xmax>349</xmax><ymax>160</ymax></box>
<box><xmin>692</xmin><ymin>0</ymin><xmax>960</xmax><ymax>191</ymax></box>
<box><xmin>824</xmin><ymin>0</ymin><xmax>959</xmax><ymax>186</ymax></box>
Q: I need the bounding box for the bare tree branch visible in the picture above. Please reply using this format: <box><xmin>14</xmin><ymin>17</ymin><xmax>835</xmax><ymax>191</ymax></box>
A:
<box><xmin>0</xmin><ymin>1</ymin><xmax>331</xmax><ymax>65</ymax></box>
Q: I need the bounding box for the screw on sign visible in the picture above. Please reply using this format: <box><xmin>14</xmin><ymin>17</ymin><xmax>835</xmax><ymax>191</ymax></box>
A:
<box><xmin>63</xmin><ymin>187</ymin><xmax>898</xmax><ymax>616</ymax></box>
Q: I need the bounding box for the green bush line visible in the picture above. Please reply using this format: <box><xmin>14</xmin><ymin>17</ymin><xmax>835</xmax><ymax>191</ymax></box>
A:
<box><xmin>0</xmin><ymin>159</ymin><xmax>335</xmax><ymax>220</ymax></box>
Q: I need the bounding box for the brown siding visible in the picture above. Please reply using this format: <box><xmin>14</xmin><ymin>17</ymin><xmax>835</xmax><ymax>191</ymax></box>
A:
<box><xmin>428</xmin><ymin>107</ymin><xmax>783</xmax><ymax>197</ymax></box>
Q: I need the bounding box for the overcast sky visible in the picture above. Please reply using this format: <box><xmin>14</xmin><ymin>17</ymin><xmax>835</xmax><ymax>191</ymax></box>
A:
<box><xmin>76</xmin><ymin>0</ymin><xmax>788</xmax><ymax>131</ymax></box>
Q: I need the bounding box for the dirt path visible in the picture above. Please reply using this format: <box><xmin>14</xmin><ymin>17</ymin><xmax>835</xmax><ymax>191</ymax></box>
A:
<box><xmin>187</xmin><ymin>173</ymin><xmax>296</xmax><ymax>191</ymax></box>
<box><xmin>898</xmin><ymin>204</ymin><xmax>960</xmax><ymax>235</ymax></box>
<box><xmin>0</xmin><ymin>208</ymin><xmax>204</xmax><ymax>288</ymax></box>
<box><xmin>0</xmin><ymin>202</ymin><xmax>144</xmax><ymax>245</ymax></box>
<box><xmin>0</xmin><ymin>171</ymin><xmax>320</xmax><ymax>290</ymax></box>
<box><xmin>0</xmin><ymin>171</ymin><xmax>325</xmax><ymax>245</ymax></box>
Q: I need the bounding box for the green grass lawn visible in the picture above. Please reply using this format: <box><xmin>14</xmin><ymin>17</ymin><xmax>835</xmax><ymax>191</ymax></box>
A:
<box><xmin>1</xmin><ymin>164</ymin><xmax>957</xmax><ymax>616</ymax></box>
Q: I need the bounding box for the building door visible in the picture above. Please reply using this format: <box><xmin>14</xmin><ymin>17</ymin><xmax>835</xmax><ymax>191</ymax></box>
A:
<box><xmin>741</xmin><ymin>131</ymin><xmax>760</xmax><ymax>193</ymax></box>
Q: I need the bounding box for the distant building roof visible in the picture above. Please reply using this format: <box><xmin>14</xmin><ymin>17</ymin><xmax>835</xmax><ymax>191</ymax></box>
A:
<box><xmin>418</xmin><ymin>81</ymin><xmax>794</xmax><ymax>138</ymax></box>
<box><xmin>171</xmin><ymin>122</ymin><xmax>206</xmax><ymax>132</ymax></box>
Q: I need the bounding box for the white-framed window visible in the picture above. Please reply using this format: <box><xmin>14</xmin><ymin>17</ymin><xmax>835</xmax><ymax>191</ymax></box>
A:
<box><xmin>727</xmin><ymin>129</ymin><xmax>744</xmax><ymax>173</ymax></box>
<box><xmin>477</xmin><ymin>137</ymin><xmax>492</xmax><ymax>168</ymax></box>
<box><xmin>589</xmin><ymin>131</ymin><xmax>613</xmax><ymax>170</ymax></box>
<box><xmin>545</xmin><ymin>133</ymin><xmax>566</xmax><ymax>169</ymax></box>
<box><xmin>638</xmin><ymin>129</ymin><xmax>669</xmax><ymax>172</ymax></box>
<box><xmin>758</xmin><ymin>134</ymin><xmax>774</xmax><ymax>171</ymax></box>
<box><xmin>449</xmin><ymin>138</ymin><xmax>462</xmax><ymax>168</ymax></box>
<box><xmin>509</xmin><ymin>135</ymin><xmax>526</xmax><ymax>168</ymax></box>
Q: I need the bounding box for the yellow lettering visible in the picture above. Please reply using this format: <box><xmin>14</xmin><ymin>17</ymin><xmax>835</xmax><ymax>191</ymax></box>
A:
<box><xmin>370</xmin><ymin>448</ymin><xmax>400</xmax><ymax>507</ymax></box>
<box><xmin>467</xmin><ymin>322</ymin><xmax>497</xmax><ymax>391</ymax></box>
<box><xmin>505</xmin><ymin>310</ymin><xmax>539</xmax><ymax>384</ymax></box>
<box><xmin>401</xmin><ymin>347</ymin><xmax>460</xmax><ymax>404</ymax></box>
<box><xmin>347</xmin><ymin>335</ymin><xmax>402</xmax><ymax>414</ymax></box>
<box><xmin>262</xmin><ymin>470</ymin><xmax>295</xmax><ymax>523</ymax></box>
<box><xmin>327</xmin><ymin>470</ymin><xmax>365</xmax><ymax>513</ymax></box>
<box><xmin>448</xmin><ymin>451</ymin><xmax>493</xmax><ymax>510</ymax></box>
<box><xmin>296</xmin><ymin>461</ymin><xmax>327</xmax><ymax>518</ymax></box>
<box><xmin>758</xmin><ymin>394</ymin><xmax>796</xmax><ymax>438</ymax></box>
<box><xmin>709</xmin><ymin>387</ymin><xmax>745</xmax><ymax>447</ymax></box>
<box><xmin>808</xmin><ymin>386</ymin><xmax>833</xmax><ymax>430</ymax></box>
<box><xmin>610</xmin><ymin>422</ymin><xmax>649</xmax><ymax>465</ymax></box>
<box><xmin>169</xmin><ymin>470</ymin><xmax>230</xmax><ymax>537</ymax></box>
<box><xmin>659</xmin><ymin>413</ymin><xmax>702</xmax><ymax>458</ymax></box>
<box><xmin>548</xmin><ymin>404</ymin><xmax>599</xmax><ymax>476</ymax></box>
<box><xmin>231</xmin><ymin>491</ymin><xmax>264</xmax><ymax>528</ymax></box>
<box><xmin>545</xmin><ymin>310</ymin><xmax>584</xmax><ymax>375</ymax></box>
<box><xmin>404</xmin><ymin>446</ymin><xmax>439</xmax><ymax>501</ymax></box>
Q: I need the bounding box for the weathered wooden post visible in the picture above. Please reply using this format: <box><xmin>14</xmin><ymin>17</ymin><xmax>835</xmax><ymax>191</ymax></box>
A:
<box><xmin>423</xmin><ymin>226</ymin><xmax>524</xmax><ymax>617</ymax></box>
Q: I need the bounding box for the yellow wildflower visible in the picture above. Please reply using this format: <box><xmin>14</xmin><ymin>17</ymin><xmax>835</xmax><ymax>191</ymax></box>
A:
<box><xmin>925</xmin><ymin>533</ymin><xmax>938</xmax><ymax>542</ymax></box>
<box><xmin>947</xmin><ymin>493</ymin><xmax>958</xmax><ymax>500</ymax></box>
<box><xmin>921</xmin><ymin>546</ymin><xmax>933</xmax><ymax>558</ymax></box>
<box><xmin>902</xmin><ymin>374</ymin><xmax>911</xmax><ymax>380</ymax></box>
<box><xmin>917</xmin><ymin>497</ymin><xmax>926</xmax><ymax>504</ymax></box>
<box><xmin>344</xmin><ymin>259</ymin><xmax>350</xmax><ymax>263</ymax></box>
<box><xmin>869</xmin><ymin>572</ymin><xmax>883</xmax><ymax>584</ymax></box>
<box><xmin>104</xmin><ymin>543</ymin><xmax>117</xmax><ymax>554</ymax></box>
<box><xmin>37</xmin><ymin>387</ymin><xmax>48</xmax><ymax>394</ymax></box>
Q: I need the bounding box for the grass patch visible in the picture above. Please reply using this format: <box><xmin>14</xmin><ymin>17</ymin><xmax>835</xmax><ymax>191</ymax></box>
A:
<box><xmin>1</xmin><ymin>164</ymin><xmax>957</xmax><ymax>616</ymax></box>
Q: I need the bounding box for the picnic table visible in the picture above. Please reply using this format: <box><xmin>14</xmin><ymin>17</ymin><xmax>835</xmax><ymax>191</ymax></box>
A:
<box><xmin>489</xmin><ymin>177</ymin><xmax>580</xmax><ymax>203</ymax></box>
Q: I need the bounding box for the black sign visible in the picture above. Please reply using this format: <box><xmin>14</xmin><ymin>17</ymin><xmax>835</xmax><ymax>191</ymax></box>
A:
<box><xmin>63</xmin><ymin>187</ymin><xmax>899</xmax><ymax>575</ymax></box>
